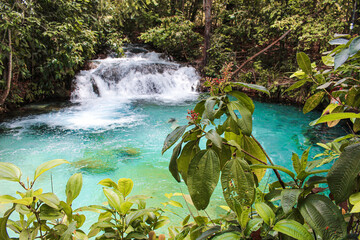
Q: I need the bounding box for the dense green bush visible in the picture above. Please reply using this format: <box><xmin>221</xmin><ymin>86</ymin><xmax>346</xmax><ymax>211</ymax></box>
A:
<box><xmin>139</xmin><ymin>16</ymin><xmax>203</xmax><ymax>61</ymax></box>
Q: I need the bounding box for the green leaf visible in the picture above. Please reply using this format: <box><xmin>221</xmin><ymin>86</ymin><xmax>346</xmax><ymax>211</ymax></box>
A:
<box><xmin>203</xmin><ymin>97</ymin><xmax>217</xmax><ymax>121</ymax></box>
<box><xmin>329</xmin><ymin>38</ymin><xmax>349</xmax><ymax>45</ymax></box>
<box><xmin>205</xmin><ymin>129</ymin><xmax>222</xmax><ymax>149</ymax></box>
<box><xmin>228</xmin><ymin>91</ymin><xmax>255</xmax><ymax>113</ymax></box>
<box><xmin>187</xmin><ymin>149</ymin><xmax>220</xmax><ymax>210</ymax></box>
<box><xmin>281</xmin><ymin>189</ymin><xmax>303</xmax><ymax>214</ymax></box>
<box><xmin>197</xmin><ymin>225</ymin><xmax>221</xmax><ymax>240</ymax></box>
<box><xmin>0</xmin><ymin>162</ymin><xmax>22</xmax><ymax>182</ymax></box>
<box><xmin>0</xmin><ymin>195</ymin><xmax>16</xmax><ymax>204</ymax></box>
<box><xmin>284</xmin><ymin>80</ymin><xmax>311</xmax><ymax>94</ymax></box>
<box><xmin>292</xmin><ymin>153</ymin><xmax>301</xmax><ymax>175</ymax></box>
<box><xmin>117</xmin><ymin>178</ymin><xmax>133</xmax><ymax>197</ymax></box>
<box><xmin>310</xmin><ymin>112</ymin><xmax>360</xmax><ymax>126</ymax></box>
<box><xmin>66</xmin><ymin>173</ymin><xmax>82</xmax><ymax>205</ymax></box>
<box><xmin>255</xmin><ymin>202</ymin><xmax>275</xmax><ymax>226</ymax></box>
<box><xmin>34</xmin><ymin>159</ymin><xmax>69</xmax><ymax>181</ymax></box>
<box><xmin>60</xmin><ymin>221</ymin><xmax>76</xmax><ymax>240</ymax></box>
<box><xmin>168</xmin><ymin>200</ymin><xmax>182</xmax><ymax>208</ymax></box>
<box><xmin>169</xmin><ymin>141</ymin><xmax>182</xmax><ymax>182</ymax></box>
<box><xmin>60</xmin><ymin>201</ymin><xmax>72</xmax><ymax>222</ymax></box>
<box><xmin>154</xmin><ymin>219</ymin><xmax>170</xmax><ymax>230</ymax></box>
<box><xmin>120</xmin><ymin>201</ymin><xmax>133</xmax><ymax>215</ymax></box>
<box><xmin>98</xmin><ymin>178</ymin><xmax>118</xmax><ymax>189</ymax></box>
<box><xmin>244</xmin><ymin>218</ymin><xmax>263</xmax><ymax>236</ymax></box>
<box><xmin>222</xmin><ymin>158</ymin><xmax>255</xmax><ymax>210</ymax></box>
<box><xmin>177</xmin><ymin>140</ymin><xmax>200</xmax><ymax>183</ymax></box>
<box><xmin>162</xmin><ymin>125</ymin><xmax>187</xmax><ymax>154</ymax></box>
<box><xmin>243</xmin><ymin>136</ymin><xmax>267</xmax><ymax>181</ymax></box>
<box><xmin>37</xmin><ymin>193</ymin><xmax>60</xmax><ymax>209</ymax></box>
<box><xmin>0</xmin><ymin>206</ymin><xmax>15</xmax><ymax>240</ymax></box>
<box><xmin>334</xmin><ymin>48</ymin><xmax>350</xmax><ymax>69</ymax></box>
<box><xmin>231</xmin><ymin>82</ymin><xmax>270</xmax><ymax>95</ymax></box>
<box><xmin>349</xmin><ymin>36</ymin><xmax>360</xmax><ymax>56</ymax></box>
<box><xmin>103</xmin><ymin>188</ymin><xmax>123</xmax><ymax>213</ymax></box>
<box><xmin>39</xmin><ymin>204</ymin><xmax>64</xmax><ymax>220</ymax></box>
<box><xmin>303</xmin><ymin>92</ymin><xmax>325</xmax><ymax>114</ymax></box>
<box><xmin>211</xmin><ymin>232</ymin><xmax>242</xmax><ymax>239</ymax></box>
<box><xmin>228</xmin><ymin>101</ymin><xmax>252</xmax><ymax>136</ymax></box>
<box><xmin>250</xmin><ymin>164</ymin><xmax>295</xmax><ymax>179</ymax></box>
<box><xmin>274</xmin><ymin>219</ymin><xmax>313</xmax><ymax>240</ymax></box>
<box><xmin>125</xmin><ymin>209</ymin><xmax>149</xmax><ymax>225</ymax></box>
<box><xmin>327</xmin><ymin>143</ymin><xmax>360</xmax><ymax>203</ymax></box>
<box><xmin>296</xmin><ymin>52</ymin><xmax>312</xmax><ymax>76</ymax></box>
<box><xmin>299</xmin><ymin>194</ymin><xmax>347</xmax><ymax>240</ymax></box>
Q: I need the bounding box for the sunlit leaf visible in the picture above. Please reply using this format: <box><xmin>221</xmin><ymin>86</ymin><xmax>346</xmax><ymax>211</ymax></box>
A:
<box><xmin>34</xmin><ymin>159</ymin><xmax>69</xmax><ymax>181</ymax></box>
<box><xmin>162</xmin><ymin>125</ymin><xmax>187</xmax><ymax>154</ymax></box>
<box><xmin>0</xmin><ymin>162</ymin><xmax>22</xmax><ymax>182</ymax></box>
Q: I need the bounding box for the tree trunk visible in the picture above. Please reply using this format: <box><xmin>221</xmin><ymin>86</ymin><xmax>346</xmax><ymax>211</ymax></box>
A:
<box><xmin>202</xmin><ymin>0</ymin><xmax>212</xmax><ymax>68</ymax></box>
<box><xmin>0</xmin><ymin>29</ymin><xmax>12</xmax><ymax>107</ymax></box>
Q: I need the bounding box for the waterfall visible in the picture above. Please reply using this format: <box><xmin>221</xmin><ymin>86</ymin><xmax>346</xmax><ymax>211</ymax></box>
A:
<box><xmin>71</xmin><ymin>47</ymin><xmax>199</xmax><ymax>103</ymax></box>
<box><xmin>3</xmin><ymin>47</ymin><xmax>200</xmax><ymax>131</ymax></box>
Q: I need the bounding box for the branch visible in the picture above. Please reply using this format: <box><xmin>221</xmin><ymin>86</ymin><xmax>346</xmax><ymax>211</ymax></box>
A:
<box><xmin>231</xmin><ymin>29</ymin><xmax>292</xmax><ymax>80</ymax></box>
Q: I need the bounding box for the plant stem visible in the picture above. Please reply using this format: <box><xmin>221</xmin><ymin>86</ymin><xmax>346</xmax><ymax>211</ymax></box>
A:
<box><xmin>250</xmin><ymin>135</ymin><xmax>286</xmax><ymax>189</ymax></box>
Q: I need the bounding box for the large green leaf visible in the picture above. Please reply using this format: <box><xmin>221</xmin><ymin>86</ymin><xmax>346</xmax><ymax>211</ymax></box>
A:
<box><xmin>221</xmin><ymin>158</ymin><xmax>255</xmax><ymax>211</ymax></box>
<box><xmin>281</xmin><ymin>189</ymin><xmax>303</xmax><ymax>214</ymax></box>
<box><xmin>205</xmin><ymin>129</ymin><xmax>222</xmax><ymax>149</ymax></box>
<box><xmin>34</xmin><ymin>159</ymin><xmax>69</xmax><ymax>181</ymax></box>
<box><xmin>66</xmin><ymin>173</ymin><xmax>82</xmax><ymax>205</ymax></box>
<box><xmin>310</xmin><ymin>112</ymin><xmax>360</xmax><ymax>126</ymax></box>
<box><xmin>177</xmin><ymin>140</ymin><xmax>200</xmax><ymax>183</ymax></box>
<box><xmin>303</xmin><ymin>92</ymin><xmax>325</xmax><ymax>114</ymax></box>
<box><xmin>327</xmin><ymin>143</ymin><xmax>360</xmax><ymax>203</ymax></box>
<box><xmin>231</xmin><ymin>82</ymin><xmax>270</xmax><ymax>95</ymax></box>
<box><xmin>0</xmin><ymin>206</ymin><xmax>15</xmax><ymax>240</ymax></box>
<box><xmin>334</xmin><ymin>47</ymin><xmax>350</xmax><ymax>69</ymax></box>
<box><xmin>244</xmin><ymin>218</ymin><xmax>263</xmax><ymax>236</ymax></box>
<box><xmin>228</xmin><ymin>91</ymin><xmax>255</xmax><ymax>113</ymax></box>
<box><xmin>274</xmin><ymin>219</ymin><xmax>313</xmax><ymax>240</ymax></box>
<box><xmin>117</xmin><ymin>178</ymin><xmax>133</xmax><ymax>197</ymax></box>
<box><xmin>349</xmin><ymin>36</ymin><xmax>360</xmax><ymax>56</ymax></box>
<box><xmin>162</xmin><ymin>125</ymin><xmax>187</xmax><ymax>154</ymax></box>
<box><xmin>211</xmin><ymin>232</ymin><xmax>242</xmax><ymax>240</ymax></box>
<box><xmin>0</xmin><ymin>162</ymin><xmax>22</xmax><ymax>182</ymax></box>
<box><xmin>255</xmin><ymin>202</ymin><xmax>275</xmax><ymax>226</ymax></box>
<box><xmin>243</xmin><ymin>136</ymin><xmax>267</xmax><ymax>181</ymax></box>
<box><xmin>169</xmin><ymin>141</ymin><xmax>182</xmax><ymax>182</ymax></box>
<box><xmin>203</xmin><ymin>97</ymin><xmax>217</xmax><ymax>121</ymax></box>
<box><xmin>37</xmin><ymin>193</ymin><xmax>60</xmax><ymax>209</ymax></box>
<box><xmin>298</xmin><ymin>194</ymin><xmax>347</xmax><ymax>240</ymax></box>
<box><xmin>187</xmin><ymin>149</ymin><xmax>220</xmax><ymax>210</ymax></box>
<box><xmin>296</xmin><ymin>52</ymin><xmax>312</xmax><ymax>76</ymax></box>
<box><xmin>228</xmin><ymin>101</ymin><xmax>252</xmax><ymax>136</ymax></box>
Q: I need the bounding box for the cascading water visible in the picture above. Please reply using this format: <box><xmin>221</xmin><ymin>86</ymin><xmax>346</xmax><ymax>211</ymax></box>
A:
<box><xmin>72</xmin><ymin>49</ymin><xmax>199</xmax><ymax>103</ymax></box>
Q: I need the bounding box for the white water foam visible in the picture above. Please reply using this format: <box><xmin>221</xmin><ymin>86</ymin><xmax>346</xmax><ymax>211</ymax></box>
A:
<box><xmin>2</xmin><ymin>48</ymin><xmax>200</xmax><ymax>131</ymax></box>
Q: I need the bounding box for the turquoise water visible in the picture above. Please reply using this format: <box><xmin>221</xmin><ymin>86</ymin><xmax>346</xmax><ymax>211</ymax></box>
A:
<box><xmin>0</xmin><ymin>99</ymin><xmax>342</xmax><ymax>222</ymax></box>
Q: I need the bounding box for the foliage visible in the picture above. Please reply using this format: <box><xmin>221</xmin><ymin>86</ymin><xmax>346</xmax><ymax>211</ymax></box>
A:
<box><xmin>0</xmin><ymin>161</ymin><xmax>165</xmax><ymax>240</ymax></box>
<box><xmin>85</xmin><ymin>178</ymin><xmax>164</xmax><ymax>239</ymax></box>
<box><xmin>0</xmin><ymin>159</ymin><xmax>88</xmax><ymax>239</ymax></box>
<box><xmin>139</xmin><ymin>16</ymin><xmax>203</xmax><ymax>61</ymax></box>
<box><xmin>162</xmin><ymin>37</ymin><xmax>360</xmax><ymax>238</ymax></box>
